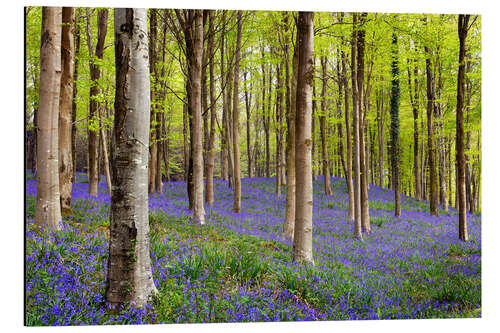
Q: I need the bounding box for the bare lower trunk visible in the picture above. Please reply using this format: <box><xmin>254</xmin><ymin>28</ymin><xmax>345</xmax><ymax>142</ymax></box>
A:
<box><xmin>189</xmin><ymin>10</ymin><xmax>206</xmax><ymax>224</ymax></box>
<box><xmin>99</xmin><ymin>109</ymin><xmax>112</xmax><ymax>195</ymax></box>
<box><xmin>36</xmin><ymin>7</ymin><xmax>63</xmax><ymax>231</ymax></box>
<box><xmin>106</xmin><ymin>9</ymin><xmax>157</xmax><ymax>309</ymax></box>
<box><xmin>293</xmin><ymin>11</ymin><xmax>314</xmax><ymax>264</ymax></box>
<box><xmin>59</xmin><ymin>7</ymin><xmax>75</xmax><ymax>215</ymax></box>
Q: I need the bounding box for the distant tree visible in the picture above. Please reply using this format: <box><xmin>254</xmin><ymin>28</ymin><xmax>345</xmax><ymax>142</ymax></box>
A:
<box><xmin>390</xmin><ymin>33</ymin><xmax>401</xmax><ymax>217</ymax></box>
<box><xmin>293</xmin><ymin>11</ymin><xmax>314</xmax><ymax>264</ymax></box>
<box><xmin>59</xmin><ymin>7</ymin><xmax>75</xmax><ymax>215</ymax></box>
<box><xmin>457</xmin><ymin>14</ymin><xmax>471</xmax><ymax>242</ymax></box>
<box><xmin>35</xmin><ymin>6</ymin><xmax>62</xmax><ymax>231</ymax></box>
<box><xmin>106</xmin><ymin>8</ymin><xmax>157</xmax><ymax>308</ymax></box>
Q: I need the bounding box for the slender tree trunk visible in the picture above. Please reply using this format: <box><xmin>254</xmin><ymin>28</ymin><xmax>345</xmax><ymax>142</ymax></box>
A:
<box><xmin>71</xmin><ymin>9</ymin><xmax>80</xmax><ymax>182</ymax></box>
<box><xmin>357</xmin><ymin>13</ymin><xmax>370</xmax><ymax>233</ymax></box>
<box><xmin>148</xmin><ymin>9</ymin><xmax>158</xmax><ymax>193</ymax></box>
<box><xmin>35</xmin><ymin>7</ymin><xmax>63</xmax><ymax>231</ymax></box>
<box><xmin>59</xmin><ymin>7</ymin><xmax>75</xmax><ymax>215</ymax></box>
<box><xmin>390</xmin><ymin>33</ymin><xmax>401</xmax><ymax>217</ymax></box>
<box><xmin>275</xmin><ymin>62</ymin><xmax>283</xmax><ymax>196</ymax></box>
<box><xmin>86</xmin><ymin>9</ymin><xmax>108</xmax><ymax>196</ymax></box>
<box><xmin>106</xmin><ymin>8</ymin><xmax>157</xmax><ymax>308</ymax></box>
<box><xmin>220</xmin><ymin>12</ymin><xmax>228</xmax><ymax>181</ymax></box>
<box><xmin>99</xmin><ymin>107</ymin><xmax>112</xmax><ymax>195</ymax></box>
<box><xmin>336</xmin><ymin>52</ymin><xmax>347</xmax><ymax>181</ymax></box>
<box><xmin>351</xmin><ymin>13</ymin><xmax>362</xmax><ymax>240</ymax></box>
<box><xmin>435</xmin><ymin>55</ymin><xmax>448</xmax><ymax>211</ymax></box>
<box><xmin>182</xmin><ymin>102</ymin><xmax>189</xmax><ymax>182</ymax></box>
<box><xmin>424</xmin><ymin>27</ymin><xmax>439</xmax><ymax>216</ymax></box>
<box><xmin>293</xmin><ymin>11</ymin><xmax>314</xmax><ymax>264</ymax></box>
<box><xmin>320</xmin><ymin>56</ymin><xmax>332</xmax><ymax>196</ymax></box>
<box><xmin>407</xmin><ymin>55</ymin><xmax>421</xmax><ymax>200</ymax></box>
<box><xmin>340</xmin><ymin>13</ymin><xmax>355</xmax><ymax>221</ymax></box>
<box><xmin>457</xmin><ymin>14</ymin><xmax>470</xmax><ymax>241</ymax></box>
<box><xmin>244</xmin><ymin>71</ymin><xmax>252</xmax><ymax>178</ymax></box>
<box><xmin>284</xmin><ymin>29</ymin><xmax>297</xmax><ymax>241</ymax></box>
<box><xmin>205</xmin><ymin>10</ymin><xmax>216</xmax><ymax>205</ymax></box>
<box><xmin>232</xmin><ymin>11</ymin><xmax>243</xmax><ymax>213</ymax></box>
<box><xmin>189</xmin><ymin>10</ymin><xmax>206</xmax><ymax>224</ymax></box>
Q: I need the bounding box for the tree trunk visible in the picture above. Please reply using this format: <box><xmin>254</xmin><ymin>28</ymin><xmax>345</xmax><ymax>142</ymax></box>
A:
<box><xmin>357</xmin><ymin>13</ymin><xmax>370</xmax><ymax>233</ymax></box>
<box><xmin>457</xmin><ymin>14</ymin><xmax>470</xmax><ymax>241</ymax></box>
<box><xmin>424</xmin><ymin>23</ymin><xmax>439</xmax><ymax>216</ymax></box>
<box><xmin>188</xmin><ymin>10</ymin><xmax>206</xmax><ymax>224</ymax></box>
<box><xmin>86</xmin><ymin>9</ymin><xmax>108</xmax><ymax>196</ymax></box>
<box><xmin>340</xmin><ymin>12</ymin><xmax>355</xmax><ymax>221</ymax></box>
<box><xmin>284</xmin><ymin>26</ymin><xmax>297</xmax><ymax>241</ymax></box>
<box><xmin>275</xmin><ymin>62</ymin><xmax>283</xmax><ymax>196</ymax></box>
<box><xmin>148</xmin><ymin>9</ymin><xmax>158</xmax><ymax>194</ymax></box>
<box><xmin>99</xmin><ymin>107</ymin><xmax>112</xmax><ymax>195</ymax></box>
<box><xmin>351</xmin><ymin>13</ymin><xmax>362</xmax><ymax>240</ymax></box>
<box><xmin>244</xmin><ymin>71</ymin><xmax>252</xmax><ymax>178</ymax></box>
<box><xmin>205</xmin><ymin>10</ymin><xmax>216</xmax><ymax>205</ymax></box>
<box><xmin>232</xmin><ymin>11</ymin><xmax>243</xmax><ymax>213</ymax></box>
<box><xmin>320</xmin><ymin>56</ymin><xmax>332</xmax><ymax>196</ymax></box>
<box><xmin>59</xmin><ymin>7</ymin><xmax>75</xmax><ymax>215</ymax></box>
<box><xmin>390</xmin><ymin>33</ymin><xmax>401</xmax><ymax>217</ymax></box>
<box><xmin>407</xmin><ymin>55</ymin><xmax>421</xmax><ymax>200</ymax></box>
<box><xmin>35</xmin><ymin>7</ymin><xmax>63</xmax><ymax>231</ymax></box>
<box><xmin>106</xmin><ymin>9</ymin><xmax>157</xmax><ymax>309</ymax></box>
<box><xmin>293</xmin><ymin>11</ymin><xmax>314</xmax><ymax>264</ymax></box>
<box><xmin>71</xmin><ymin>8</ymin><xmax>80</xmax><ymax>182</ymax></box>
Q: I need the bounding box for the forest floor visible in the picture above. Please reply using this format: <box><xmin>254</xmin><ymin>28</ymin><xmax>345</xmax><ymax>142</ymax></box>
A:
<box><xmin>25</xmin><ymin>173</ymin><xmax>481</xmax><ymax>325</ymax></box>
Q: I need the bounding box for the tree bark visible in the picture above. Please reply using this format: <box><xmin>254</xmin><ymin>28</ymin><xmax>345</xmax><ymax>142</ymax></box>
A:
<box><xmin>340</xmin><ymin>12</ymin><xmax>355</xmax><ymax>221</ymax></box>
<box><xmin>205</xmin><ymin>10</ymin><xmax>216</xmax><ymax>205</ymax></box>
<box><xmin>36</xmin><ymin>7</ymin><xmax>63</xmax><ymax>231</ymax></box>
<box><xmin>424</xmin><ymin>21</ymin><xmax>439</xmax><ymax>216</ymax></box>
<box><xmin>457</xmin><ymin>14</ymin><xmax>470</xmax><ymax>241</ymax></box>
<box><xmin>232</xmin><ymin>11</ymin><xmax>243</xmax><ymax>213</ymax></box>
<box><xmin>390</xmin><ymin>33</ymin><xmax>401</xmax><ymax>217</ymax></box>
<box><xmin>86</xmin><ymin>9</ymin><xmax>108</xmax><ymax>196</ymax></box>
<box><xmin>351</xmin><ymin>13</ymin><xmax>362</xmax><ymax>240</ymax></box>
<box><xmin>71</xmin><ymin>9</ymin><xmax>80</xmax><ymax>182</ymax></box>
<box><xmin>407</xmin><ymin>55</ymin><xmax>421</xmax><ymax>200</ymax></box>
<box><xmin>284</xmin><ymin>28</ymin><xmax>297</xmax><ymax>241</ymax></box>
<box><xmin>244</xmin><ymin>71</ymin><xmax>252</xmax><ymax>178</ymax></box>
<box><xmin>293</xmin><ymin>11</ymin><xmax>314</xmax><ymax>264</ymax></box>
<box><xmin>320</xmin><ymin>56</ymin><xmax>332</xmax><ymax>196</ymax></box>
<box><xmin>106</xmin><ymin>9</ymin><xmax>157</xmax><ymax>308</ymax></box>
<box><xmin>59</xmin><ymin>7</ymin><xmax>75</xmax><ymax>215</ymax></box>
<box><xmin>357</xmin><ymin>13</ymin><xmax>370</xmax><ymax>233</ymax></box>
<box><xmin>148</xmin><ymin>9</ymin><xmax>158</xmax><ymax>193</ymax></box>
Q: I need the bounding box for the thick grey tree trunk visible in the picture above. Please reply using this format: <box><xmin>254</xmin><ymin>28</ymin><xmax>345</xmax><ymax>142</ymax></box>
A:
<box><xmin>106</xmin><ymin>8</ymin><xmax>157</xmax><ymax>308</ymax></box>
<box><xmin>293</xmin><ymin>11</ymin><xmax>314</xmax><ymax>264</ymax></box>
<box><xmin>36</xmin><ymin>7</ymin><xmax>63</xmax><ymax>231</ymax></box>
<box><xmin>189</xmin><ymin>10</ymin><xmax>206</xmax><ymax>224</ymax></box>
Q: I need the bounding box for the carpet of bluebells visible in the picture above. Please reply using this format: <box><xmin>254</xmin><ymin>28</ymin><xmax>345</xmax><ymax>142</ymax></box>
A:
<box><xmin>25</xmin><ymin>172</ymin><xmax>481</xmax><ymax>326</ymax></box>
